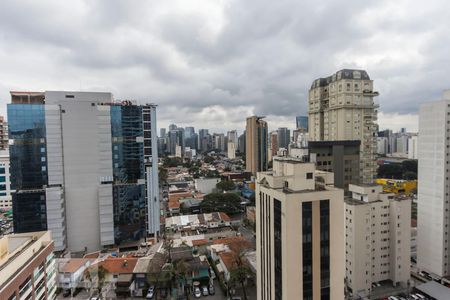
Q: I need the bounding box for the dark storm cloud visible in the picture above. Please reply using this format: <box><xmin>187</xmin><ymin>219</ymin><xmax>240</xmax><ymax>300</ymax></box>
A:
<box><xmin>0</xmin><ymin>0</ymin><xmax>449</xmax><ymax>132</ymax></box>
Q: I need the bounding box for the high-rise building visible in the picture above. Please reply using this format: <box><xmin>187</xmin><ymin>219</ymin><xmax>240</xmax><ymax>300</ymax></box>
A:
<box><xmin>168</xmin><ymin>124</ymin><xmax>177</xmax><ymax>131</ymax></box>
<box><xmin>160</xmin><ymin>128</ymin><xmax>166</xmax><ymax>138</ymax></box>
<box><xmin>417</xmin><ymin>91</ymin><xmax>450</xmax><ymax>277</ymax></box>
<box><xmin>0</xmin><ymin>231</ymin><xmax>57</xmax><ymax>300</ymax></box>
<box><xmin>377</xmin><ymin>137</ymin><xmax>389</xmax><ymax>155</ymax></box>
<box><xmin>245</xmin><ymin>116</ymin><xmax>268</xmax><ymax>174</ymax></box>
<box><xmin>213</xmin><ymin>133</ymin><xmax>225</xmax><ymax>152</ymax></box>
<box><xmin>8</xmin><ymin>91</ymin><xmax>159</xmax><ymax>252</ymax></box>
<box><xmin>227</xmin><ymin>142</ymin><xmax>236</xmax><ymax>159</ymax></box>
<box><xmin>345</xmin><ymin>185</ymin><xmax>411</xmax><ymax>298</ymax></box>
<box><xmin>269</xmin><ymin>131</ymin><xmax>278</xmax><ymax>161</ymax></box>
<box><xmin>256</xmin><ymin>157</ymin><xmax>345</xmax><ymax>299</ymax></box>
<box><xmin>0</xmin><ymin>150</ymin><xmax>12</xmax><ymax>209</ymax></box>
<box><xmin>238</xmin><ymin>131</ymin><xmax>246</xmax><ymax>154</ymax></box>
<box><xmin>0</xmin><ymin>116</ymin><xmax>8</xmax><ymax>150</ymax></box>
<box><xmin>198</xmin><ymin>129</ymin><xmax>209</xmax><ymax>153</ymax></box>
<box><xmin>227</xmin><ymin>130</ymin><xmax>238</xmax><ymax>146</ymax></box>
<box><xmin>308</xmin><ymin>69</ymin><xmax>379</xmax><ymax>184</ymax></box>
<box><xmin>296</xmin><ymin>115</ymin><xmax>308</xmax><ymax>132</ymax></box>
<box><xmin>308</xmin><ymin>140</ymin><xmax>360</xmax><ymax>190</ymax></box>
<box><xmin>408</xmin><ymin>134</ymin><xmax>418</xmax><ymax>159</ymax></box>
<box><xmin>277</xmin><ymin>127</ymin><xmax>290</xmax><ymax>149</ymax></box>
<box><xmin>167</xmin><ymin>129</ymin><xmax>185</xmax><ymax>155</ymax></box>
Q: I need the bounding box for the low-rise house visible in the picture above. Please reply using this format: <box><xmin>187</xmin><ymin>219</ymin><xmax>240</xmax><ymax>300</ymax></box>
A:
<box><xmin>57</xmin><ymin>258</ymin><xmax>92</xmax><ymax>291</ymax></box>
<box><xmin>165</xmin><ymin>213</ymin><xmax>231</xmax><ymax>232</ymax></box>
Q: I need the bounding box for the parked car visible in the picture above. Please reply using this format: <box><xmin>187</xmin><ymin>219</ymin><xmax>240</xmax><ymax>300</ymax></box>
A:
<box><xmin>208</xmin><ymin>284</ymin><xmax>215</xmax><ymax>295</ymax></box>
<box><xmin>146</xmin><ymin>285</ymin><xmax>155</xmax><ymax>299</ymax></box>
<box><xmin>202</xmin><ymin>286</ymin><xmax>208</xmax><ymax>296</ymax></box>
<box><xmin>194</xmin><ymin>287</ymin><xmax>202</xmax><ymax>298</ymax></box>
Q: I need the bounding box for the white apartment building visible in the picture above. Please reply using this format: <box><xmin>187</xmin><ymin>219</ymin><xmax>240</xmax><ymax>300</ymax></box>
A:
<box><xmin>377</xmin><ymin>137</ymin><xmax>389</xmax><ymax>155</ymax></box>
<box><xmin>256</xmin><ymin>157</ymin><xmax>345</xmax><ymax>300</ymax></box>
<box><xmin>417</xmin><ymin>91</ymin><xmax>450</xmax><ymax>277</ymax></box>
<box><xmin>308</xmin><ymin>69</ymin><xmax>378</xmax><ymax>184</ymax></box>
<box><xmin>0</xmin><ymin>150</ymin><xmax>12</xmax><ymax>209</ymax></box>
<box><xmin>227</xmin><ymin>142</ymin><xmax>236</xmax><ymax>159</ymax></box>
<box><xmin>345</xmin><ymin>184</ymin><xmax>411</xmax><ymax>299</ymax></box>
<box><xmin>408</xmin><ymin>135</ymin><xmax>418</xmax><ymax>159</ymax></box>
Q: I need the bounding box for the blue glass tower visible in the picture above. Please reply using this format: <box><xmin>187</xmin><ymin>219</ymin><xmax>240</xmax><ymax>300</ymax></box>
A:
<box><xmin>296</xmin><ymin>116</ymin><xmax>308</xmax><ymax>131</ymax></box>
<box><xmin>8</xmin><ymin>103</ymin><xmax>48</xmax><ymax>232</ymax></box>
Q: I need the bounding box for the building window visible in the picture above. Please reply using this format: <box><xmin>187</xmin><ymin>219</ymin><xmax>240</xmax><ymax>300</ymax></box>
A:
<box><xmin>306</xmin><ymin>172</ymin><xmax>313</xmax><ymax>179</ymax></box>
<box><xmin>274</xmin><ymin>199</ymin><xmax>282</xmax><ymax>300</ymax></box>
<box><xmin>302</xmin><ymin>202</ymin><xmax>313</xmax><ymax>299</ymax></box>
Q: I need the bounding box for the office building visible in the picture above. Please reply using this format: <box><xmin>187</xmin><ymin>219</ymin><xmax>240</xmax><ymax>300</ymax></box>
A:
<box><xmin>345</xmin><ymin>185</ymin><xmax>411</xmax><ymax>299</ymax></box>
<box><xmin>167</xmin><ymin>128</ymin><xmax>184</xmax><ymax>155</ymax></box>
<box><xmin>277</xmin><ymin>127</ymin><xmax>290</xmax><ymax>149</ymax></box>
<box><xmin>308</xmin><ymin>69</ymin><xmax>378</xmax><ymax>184</ymax></box>
<box><xmin>8</xmin><ymin>91</ymin><xmax>159</xmax><ymax>252</ymax></box>
<box><xmin>417</xmin><ymin>91</ymin><xmax>450</xmax><ymax>277</ymax></box>
<box><xmin>0</xmin><ymin>150</ymin><xmax>12</xmax><ymax>209</ymax></box>
<box><xmin>308</xmin><ymin>140</ymin><xmax>360</xmax><ymax>190</ymax></box>
<box><xmin>198</xmin><ymin>129</ymin><xmax>210</xmax><ymax>153</ymax></box>
<box><xmin>0</xmin><ymin>231</ymin><xmax>57</xmax><ymax>300</ymax></box>
<box><xmin>0</xmin><ymin>116</ymin><xmax>8</xmax><ymax>150</ymax></box>
<box><xmin>296</xmin><ymin>115</ymin><xmax>308</xmax><ymax>132</ymax></box>
<box><xmin>246</xmin><ymin>116</ymin><xmax>268</xmax><ymax>174</ymax></box>
<box><xmin>184</xmin><ymin>127</ymin><xmax>198</xmax><ymax>150</ymax></box>
<box><xmin>256</xmin><ymin>157</ymin><xmax>345</xmax><ymax>299</ymax></box>
<box><xmin>168</xmin><ymin>124</ymin><xmax>177</xmax><ymax>131</ymax></box>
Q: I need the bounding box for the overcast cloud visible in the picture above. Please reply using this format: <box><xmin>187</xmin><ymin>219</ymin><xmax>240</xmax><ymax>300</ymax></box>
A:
<box><xmin>1</xmin><ymin>0</ymin><xmax>449</xmax><ymax>133</ymax></box>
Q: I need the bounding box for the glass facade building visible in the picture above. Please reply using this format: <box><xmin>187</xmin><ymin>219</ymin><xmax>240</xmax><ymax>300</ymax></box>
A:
<box><xmin>110</xmin><ymin>105</ymin><xmax>147</xmax><ymax>244</ymax></box>
<box><xmin>8</xmin><ymin>104</ymin><xmax>48</xmax><ymax>232</ymax></box>
<box><xmin>296</xmin><ymin>116</ymin><xmax>309</xmax><ymax>131</ymax></box>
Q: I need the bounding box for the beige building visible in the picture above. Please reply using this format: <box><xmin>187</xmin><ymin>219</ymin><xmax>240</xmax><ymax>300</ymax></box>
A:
<box><xmin>0</xmin><ymin>231</ymin><xmax>57</xmax><ymax>300</ymax></box>
<box><xmin>345</xmin><ymin>184</ymin><xmax>411</xmax><ymax>299</ymax></box>
<box><xmin>308</xmin><ymin>69</ymin><xmax>379</xmax><ymax>184</ymax></box>
<box><xmin>246</xmin><ymin>116</ymin><xmax>268</xmax><ymax>174</ymax></box>
<box><xmin>227</xmin><ymin>142</ymin><xmax>236</xmax><ymax>159</ymax></box>
<box><xmin>0</xmin><ymin>116</ymin><xmax>7</xmax><ymax>150</ymax></box>
<box><xmin>256</xmin><ymin>157</ymin><xmax>345</xmax><ymax>300</ymax></box>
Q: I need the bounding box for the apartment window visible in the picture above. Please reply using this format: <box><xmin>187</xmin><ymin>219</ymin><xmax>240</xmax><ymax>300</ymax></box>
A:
<box><xmin>306</xmin><ymin>172</ymin><xmax>313</xmax><ymax>179</ymax></box>
<box><xmin>274</xmin><ymin>199</ymin><xmax>282</xmax><ymax>300</ymax></box>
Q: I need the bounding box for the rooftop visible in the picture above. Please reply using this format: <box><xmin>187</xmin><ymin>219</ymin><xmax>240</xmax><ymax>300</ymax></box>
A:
<box><xmin>60</xmin><ymin>258</ymin><xmax>91</xmax><ymax>273</ymax></box>
<box><xmin>416</xmin><ymin>281</ymin><xmax>450</xmax><ymax>300</ymax></box>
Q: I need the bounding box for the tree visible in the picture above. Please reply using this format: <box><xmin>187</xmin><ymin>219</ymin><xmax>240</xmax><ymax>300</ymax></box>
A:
<box><xmin>402</xmin><ymin>160</ymin><xmax>417</xmax><ymax>174</ymax></box>
<box><xmin>203</xmin><ymin>155</ymin><xmax>215</xmax><ymax>164</ymax></box>
<box><xmin>159</xmin><ymin>167</ymin><xmax>168</xmax><ymax>186</ymax></box>
<box><xmin>216</xmin><ymin>180</ymin><xmax>236</xmax><ymax>191</ymax></box>
<box><xmin>171</xmin><ymin>260</ymin><xmax>191</xmax><ymax>296</ymax></box>
<box><xmin>377</xmin><ymin>164</ymin><xmax>403</xmax><ymax>179</ymax></box>
<box><xmin>200</xmin><ymin>193</ymin><xmax>241</xmax><ymax>215</ymax></box>
<box><xmin>227</xmin><ymin>240</ymin><xmax>254</xmax><ymax>300</ymax></box>
<box><xmin>163</xmin><ymin>157</ymin><xmax>183</xmax><ymax>167</ymax></box>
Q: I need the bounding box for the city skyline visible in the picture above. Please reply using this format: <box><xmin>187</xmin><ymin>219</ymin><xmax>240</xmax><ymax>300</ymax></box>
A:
<box><xmin>2</xmin><ymin>0</ymin><xmax>448</xmax><ymax>132</ymax></box>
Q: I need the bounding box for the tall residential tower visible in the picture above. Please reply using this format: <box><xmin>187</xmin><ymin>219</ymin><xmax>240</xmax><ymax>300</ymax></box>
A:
<box><xmin>308</xmin><ymin>69</ymin><xmax>378</xmax><ymax>184</ymax></box>
<box><xmin>417</xmin><ymin>91</ymin><xmax>450</xmax><ymax>277</ymax></box>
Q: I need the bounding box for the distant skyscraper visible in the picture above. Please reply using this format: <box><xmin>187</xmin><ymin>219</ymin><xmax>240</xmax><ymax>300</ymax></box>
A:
<box><xmin>296</xmin><ymin>115</ymin><xmax>308</xmax><ymax>131</ymax></box>
<box><xmin>308</xmin><ymin>69</ymin><xmax>378</xmax><ymax>184</ymax></box>
<box><xmin>8</xmin><ymin>91</ymin><xmax>159</xmax><ymax>252</ymax></box>
<box><xmin>184</xmin><ymin>127</ymin><xmax>197</xmax><ymax>150</ymax></box>
<box><xmin>277</xmin><ymin>127</ymin><xmax>290</xmax><ymax>149</ymax></box>
<box><xmin>160</xmin><ymin>128</ymin><xmax>166</xmax><ymax>138</ymax></box>
<box><xmin>270</xmin><ymin>131</ymin><xmax>278</xmax><ymax>160</ymax></box>
<box><xmin>227</xmin><ymin>130</ymin><xmax>238</xmax><ymax>146</ymax></box>
<box><xmin>213</xmin><ymin>133</ymin><xmax>225</xmax><ymax>152</ymax></box>
<box><xmin>408</xmin><ymin>134</ymin><xmax>418</xmax><ymax>159</ymax></box>
<box><xmin>168</xmin><ymin>124</ymin><xmax>177</xmax><ymax>130</ymax></box>
<box><xmin>238</xmin><ymin>131</ymin><xmax>246</xmax><ymax>153</ymax></box>
<box><xmin>256</xmin><ymin>157</ymin><xmax>345</xmax><ymax>299</ymax></box>
<box><xmin>198</xmin><ymin>129</ymin><xmax>209</xmax><ymax>153</ymax></box>
<box><xmin>417</xmin><ymin>91</ymin><xmax>450</xmax><ymax>277</ymax></box>
<box><xmin>168</xmin><ymin>129</ymin><xmax>185</xmax><ymax>155</ymax></box>
<box><xmin>246</xmin><ymin>116</ymin><xmax>268</xmax><ymax>174</ymax></box>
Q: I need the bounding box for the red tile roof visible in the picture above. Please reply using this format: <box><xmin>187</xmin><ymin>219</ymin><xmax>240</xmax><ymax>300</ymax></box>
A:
<box><xmin>213</xmin><ymin>237</ymin><xmax>252</xmax><ymax>252</ymax></box>
<box><xmin>192</xmin><ymin>239</ymin><xmax>209</xmax><ymax>246</ymax></box>
<box><xmin>219</xmin><ymin>252</ymin><xmax>237</xmax><ymax>271</ymax></box>
<box><xmin>219</xmin><ymin>212</ymin><xmax>231</xmax><ymax>222</ymax></box>
<box><xmin>100</xmin><ymin>258</ymin><xmax>138</xmax><ymax>274</ymax></box>
<box><xmin>61</xmin><ymin>259</ymin><xmax>90</xmax><ymax>273</ymax></box>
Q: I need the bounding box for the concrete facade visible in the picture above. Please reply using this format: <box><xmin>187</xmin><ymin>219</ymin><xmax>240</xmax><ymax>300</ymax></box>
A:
<box><xmin>417</xmin><ymin>92</ymin><xmax>450</xmax><ymax>277</ymax></box>
<box><xmin>0</xmin><ymin>150</ymin><xmax>12</xmax><ymax>209</ymax></box>
<box><xmin>256</xmin><ymin>157</ymin><xmax>345</xmax><ymax>300</ymax></box>
<box><xmin>308</xmin><ymin>69</ymin><xmax>378</xmax><ymax>184</ymax></box>
<box><xmin>345</xmin><ymin>184</ymin><xmax>411</xmax><ymax>299</ymax></box>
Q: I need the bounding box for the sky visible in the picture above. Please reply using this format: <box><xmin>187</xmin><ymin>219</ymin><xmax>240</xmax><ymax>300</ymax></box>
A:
<box><xmin>1</xmin><ymin>0</ymin><xmax>449</xmax><ymax>134</ymax></box>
